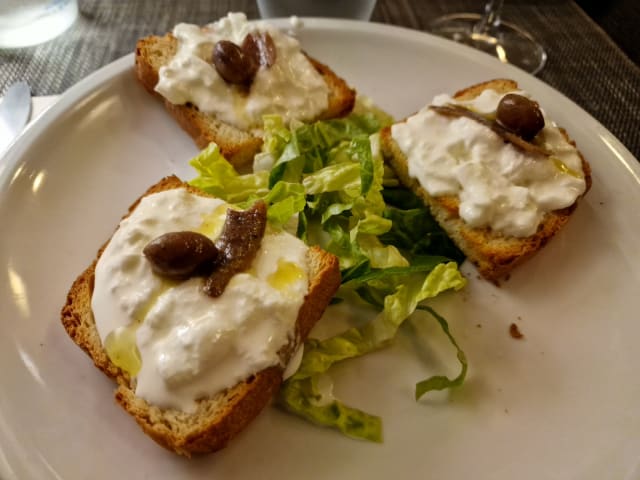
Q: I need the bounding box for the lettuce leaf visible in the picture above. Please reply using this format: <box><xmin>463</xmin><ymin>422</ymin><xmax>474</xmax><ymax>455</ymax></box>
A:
<box><xmin>286</xmin><ymin>263</ymin><xmax>466</xmax><ymax>381</ymax></box>
<box><xmin>414</xmin><ymin>306</ymin><xmax>468</xmax><ymax>399</ymax></box>
<box><xmin>189</xmin><ymin>143</ymin><xmax>306</xmax><ymax>228</ymax></box>
<box><xmin>380</xmin><ymin>187</ymin><xmax>466</xmax><ymax>264</ymax></box>
<box><xmin>302</xmin><ymin>162</ymin><xmax>362</xmax><ymax>195</ymax></box>
<box><xmin>279</xmin><ymin>375</ymin><xmax>383</xmax><ymax>442</ymax></box>
<box><xmin>189</xmin><ymin>143</ymin><xmax>269</xmax><ymax>203</ymax></box>
<box><xmin>352</xmin><ymin>95</ymin><xmax>395</xmax><ymax>130</ymax></box>
<box><xmin>263</xmin><ymin>181</ymin><xmax>306</xmax><ymax>227</ymax></box>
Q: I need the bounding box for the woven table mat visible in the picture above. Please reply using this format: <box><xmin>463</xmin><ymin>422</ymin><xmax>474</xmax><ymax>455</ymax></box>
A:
<box><xmin>1</xmin><ymin>0</ymin><xmax>638</xmax><ymax>159</ymax></box>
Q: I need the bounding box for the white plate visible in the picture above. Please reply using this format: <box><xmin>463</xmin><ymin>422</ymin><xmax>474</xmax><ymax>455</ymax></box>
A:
<box><xmin>1</xmin><ymin>19</ymin><xmax>639</xmax><ymax>480</ymax></box>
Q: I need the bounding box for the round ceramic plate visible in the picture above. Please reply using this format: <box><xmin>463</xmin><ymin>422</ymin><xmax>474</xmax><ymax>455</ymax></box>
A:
<box><xmin>1</xmin><ymin>19</ymin><xmax>639</xmax><ymax>480</ymax></box>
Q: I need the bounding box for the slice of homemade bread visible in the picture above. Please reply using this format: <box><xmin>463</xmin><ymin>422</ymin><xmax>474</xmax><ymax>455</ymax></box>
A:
<box><xmin>135</xmin><ymin>33</ymin><xmax>356</xmax><ymax>168</ymax></box>
<box><xmin>380</xmin><ymin>79</ymin><xmax>592</xmax><ymax>282</ymax></box>
<box><xmin>60</xmin><ymin>175</ymin><xmax>340</xmax><ymax>456</ymax></box>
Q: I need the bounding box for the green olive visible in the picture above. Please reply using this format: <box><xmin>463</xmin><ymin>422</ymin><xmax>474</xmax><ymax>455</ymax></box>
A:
<box><xmin>496</xmin><ymin>93</ymin><xmax>545</xmax><ymax>141</ymax></box>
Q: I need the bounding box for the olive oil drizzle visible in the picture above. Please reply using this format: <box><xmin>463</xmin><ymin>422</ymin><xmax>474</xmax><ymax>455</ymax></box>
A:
<box><xmin>104</xmin><ymin>280</ymin><xmax>176</xmax><ymax>376</ymax></box>
<box><xmin>551</xmin><ymin>157</ymin><xmax>582</xmax><ymax>178</ymax></box>
<box><xmin>267</xmin><ymin>259</ymin><xmax>305</xmax><ymax>295</ymax></box>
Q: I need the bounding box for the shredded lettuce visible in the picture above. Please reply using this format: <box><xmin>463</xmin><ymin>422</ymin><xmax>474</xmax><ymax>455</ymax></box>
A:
<box><xmin>352</xmin><ymin>95</ymin><xmax>396</xmax><ymax>129</ymax></box>
<box><xmin>414</xmin><ymin>306</ymin><xmax>468</xmax><ymax>399</ymax></box>
<box><xmin>279</xmin><ymin>374</ymin><xmax>383</xmax><ymax>442</ymax></box>
<box><xmin>189</xmin><ymin>143</ymin><xmax>306</xmax><ymax>228</ymax></box>
<box><xmin>289</xmin><ymin>263</ymin><xmax>465</xmax><ymax>381</ymax></box>
<box><xmin>190</xmin><ymin>143</ymin><xmax>269</xmax><ymax>203</ymax></box>
<box><xmin>188</xmin><ymin>105</ymin><xmax>468</xmax><ymax>443</ymax></box>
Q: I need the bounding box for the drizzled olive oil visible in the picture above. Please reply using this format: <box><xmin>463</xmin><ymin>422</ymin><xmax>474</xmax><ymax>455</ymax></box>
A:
<box><xmin>198</xmin><ymin>204</ymin><xmax>228</xmax><ymax>238</ymax></box>
<box><xmin>104</xmin><ymin>326</ymin><xmax>141</xmax><ymax>376</ymax></box>
<box><xmin>552</xmin><ymin>156</ymin><xmax>582</xmax><ymax>178</ymax></box>
<box><xmin>268</xmin><ymin>259</ymin><xmax>305</xmax><ymax>293</ymax></box>
<box><xmin>103</xmin><ymin>280</ymin><xmax>175</xmax><ymax>376</ymax></box>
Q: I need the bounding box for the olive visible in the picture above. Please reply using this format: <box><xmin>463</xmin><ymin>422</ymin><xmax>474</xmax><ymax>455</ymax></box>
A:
<box><xmin>143</xmin><ymin>231</ymin><xmax>219</xmax><ymax>279</ymax></box>
<box><xmin>496</xmin><ymin>93</ymin><xmax>545</xmax><ymax>141</ymax></box>
<box><xmin>212</xmin><ymin>40</ymin><xmax>258</xmax><ymax>85</ymax></box>
<box><xmin>242</xmin><ymin>32</ymin><xmax>277</xmax><ymax>68</ymax></box>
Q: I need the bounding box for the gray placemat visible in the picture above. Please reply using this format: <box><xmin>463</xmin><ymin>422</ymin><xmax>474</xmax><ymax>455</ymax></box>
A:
<box><xmin>1</xmin><ymin>0</ymin><xmax>639</xmax><ymax>159</ymax></box>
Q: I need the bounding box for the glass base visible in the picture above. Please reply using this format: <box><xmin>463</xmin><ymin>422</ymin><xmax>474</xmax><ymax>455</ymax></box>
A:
<box><xmin>430</xmin><ymin>13</ymin><xmax>547</xmax><ymax>75</ymax></box>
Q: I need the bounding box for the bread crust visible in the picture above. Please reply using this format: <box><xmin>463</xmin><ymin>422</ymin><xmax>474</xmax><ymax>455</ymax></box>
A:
<box><xmin>61</xmin><ymin>175</ymin><xmax>341</xmax><ymax>456</ymax></box>
<box><xmin>380</xmin><ymin>79</ymin><xmax>592</xmax><ymax>282</ymax></box>
<box><xmin>135</xmin><ymin>33</ymin><xmax>355</xmax><ymax>169</ymax></box>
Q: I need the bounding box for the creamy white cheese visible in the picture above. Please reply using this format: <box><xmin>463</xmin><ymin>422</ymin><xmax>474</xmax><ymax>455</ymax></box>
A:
<box><xmin>155</xmin><ymin>12</ymin><xmax>329</xmax><ymax>131</ymax></box>
<box><xmin>391</xmin><ymin>88</ymin><xmax>587</xmax><ymax>237</ymax></box>
<box><xmin>92</xmin><ymin>188</ymin><xmax>309</xmax><ymax>412</ymax></box>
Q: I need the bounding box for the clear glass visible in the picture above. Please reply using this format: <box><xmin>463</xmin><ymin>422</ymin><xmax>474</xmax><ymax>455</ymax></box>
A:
<box><xmin>257</xmin><ymin>0</ymin><xmax>377</xmax><ymax>20</ymax></box>
<box><xmin>0</xmin><ymin>0</ymin><xmax>78</xmax><ymax>49</ymax></box>
<box><xmin>429</xmin><ymin>0</ymin><xmax>547</xmax><ymax>75</ymax></box>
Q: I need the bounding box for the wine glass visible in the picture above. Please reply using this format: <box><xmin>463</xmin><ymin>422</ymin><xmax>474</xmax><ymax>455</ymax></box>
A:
<box><xmin>429</xmin><ymin>0</ymin><xmax>547</xmax><ymax>74</ymax></box>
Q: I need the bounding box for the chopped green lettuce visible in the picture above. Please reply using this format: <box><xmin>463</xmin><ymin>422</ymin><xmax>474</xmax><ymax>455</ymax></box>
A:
<box><xmin>285</xmin><ymin>262</ymin><xmax>466</xmax><ymax>393</ymax></box>
<box><xmin>279</xmin><ymin>374</ymin><xmax>383</xmax><ymax>442</ymax></box>
<box><xmin>352</xmin><ymin>95</ymin><xmax>396</xmax><ymax>129</ymax></box>
<box><xmin>189</xmin><ymin>143</ymin><xmax>268</xmax><ymax>203</ymax></box>
<box><xmin>188</xmin><ymin>103</ymin><xmax>468</xmax><ymax>443</ymax></box>
<box><xmin>414</xmin><ymin>306</ymin><xmax>468</xmax><ymax>399</ymax></box>
<box><xmin>279</xmin><ymin>263</ymin><xmax>465</xmax><ymax>443</ymax></box>
<box><xmin>189</xmin><ymin>143</ymin><xmax>306</xmax><ymax>228</ymax></box>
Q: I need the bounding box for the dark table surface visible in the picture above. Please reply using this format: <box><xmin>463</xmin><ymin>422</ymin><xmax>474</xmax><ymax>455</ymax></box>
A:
<box><xmin>1</xmin><ymin>0</ymin><xmax>639</xmax><ymax>159</ymax></box>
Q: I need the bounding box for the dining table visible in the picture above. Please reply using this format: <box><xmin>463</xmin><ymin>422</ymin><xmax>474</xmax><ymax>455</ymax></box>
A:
<box><xmin>0</xmin><ymin>0</ymin><xmax>639</xmax><ymax>160</ymax></box>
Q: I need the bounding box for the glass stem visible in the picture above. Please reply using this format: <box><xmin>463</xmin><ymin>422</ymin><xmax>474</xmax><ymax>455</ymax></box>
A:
<box><xmin>472</xmin><ymin>0</ymin><xmax>504</xmax><ymax>35</ymax></box>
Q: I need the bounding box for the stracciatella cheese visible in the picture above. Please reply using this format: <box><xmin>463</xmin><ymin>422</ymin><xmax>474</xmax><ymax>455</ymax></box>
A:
<box><xmin>155</xmin><ymin>12</ymin><xmax>329</xmax><ymax>131</ymax></box>
<box><xmin>92</xmin><ymin>188</ymin><xmax>309</xmax><ymax>412</ymax></box>
<box><xmin>391</xmin><ymin>88</ymin><xmax>587</xmax><ymax>238</ymax></box>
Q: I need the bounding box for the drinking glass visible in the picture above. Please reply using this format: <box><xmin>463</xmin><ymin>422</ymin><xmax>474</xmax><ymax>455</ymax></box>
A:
<box><xmin>257</xmin><ymin>0</ymin><xmax>378</xmax><ymax>21</ymax></box>
<box><xmin>429</xmin><ymin>0</ymin><xmax>547</xmax><ymax>74</ymax></box>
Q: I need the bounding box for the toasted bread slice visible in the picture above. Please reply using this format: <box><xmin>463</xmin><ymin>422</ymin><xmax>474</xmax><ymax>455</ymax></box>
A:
<box><xmin>380</xmin><ymin>79</ymin><xmax>592</xmax><ymax>282</ymax></box>
<box><xmin>135</xmin><ymin>33</ymin><xmax>356</xmax><ymax>168</ymax></box>
<box><xmin>61</xmin><ymin>175</ymin><xmax>341</xmax><ymax>456</ymax></box>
